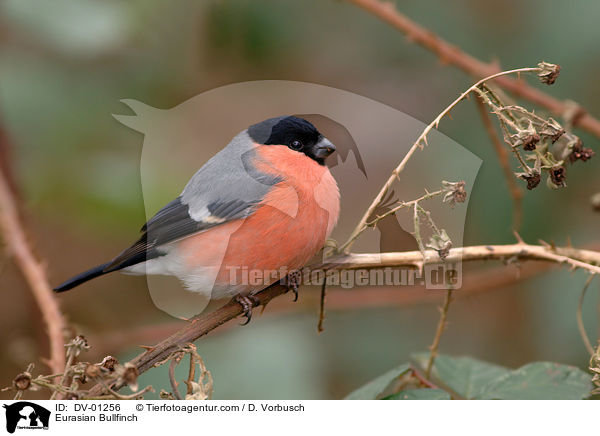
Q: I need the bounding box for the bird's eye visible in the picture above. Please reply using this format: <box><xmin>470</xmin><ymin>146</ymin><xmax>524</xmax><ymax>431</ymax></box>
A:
<box><xmin>289</xmin><ymin>140</ymin><xmax>303</xmax><ymax>150</ymax></box>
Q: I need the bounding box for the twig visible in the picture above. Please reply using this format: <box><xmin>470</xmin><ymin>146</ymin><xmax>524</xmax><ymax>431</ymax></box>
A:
<box><xmin>169</xmin><ymin>358</ymin><xmax>183</xmax><ymax>400</ymax></box>
<box><xmin>340</xmin><ymin>66</ymin><xmax>541</xmax><ymax>253</ymax></box>
<box><xmin>97</xmin><ymin>379</ymin><xmax>154</xmax><ymax>400</ymax></box>
<box><xmin>85</xmin><ymin>241</ymin><xmax>600</xmax><ymax>396</ymax></box>
<box><xmin>425</xmin><ymin>288</ymin><xmax>454</xmax><ymax>378</ymax></box>
<box><xmin>51</xmin><ymin>335</ymin><xmax>89</xmax><ymax>400</ymax></box>
<box><xmin>474</xmin><ymin>95</ymin><xmax>523</xmax><ymax>230</ymax></box>
<box><xmin>90</xmin><ymin>259</ymin><xmax>549</xmax><ymax>355</ymax></box>
<box><xmin>0</xmin><ymin>157</ymin><xmax>67</xmax><ymax>375</ymax></box>
<box><xmin>346</xmin><ymin>0</ymin><xmax>600</xmax><ymax>138</ymax></box>
<box><xmin>410</xmin><ymin>365</ymin><xmax>440</xmax><ymax>390</ymax></box>
<box><xmin>577</xmin><ymin>275</ymin><xmax>596</xmax><ymax>356</ymax></box>
<box><xmin>49</xmin><ymin>349</ymin><xmax>76</xmax><ymax>401</ymax></box>
<box><xmin>317</xmin><ymin>279</ymin><xmax>327</xmax><ymax>333</ymax></box>
<box><xmin>365</xmin><ymin>188</ymin><xmax>446</xmax><ymax>228</ymax></box>
<box><xmin>185</xmin><ymin>353</ymin><xmax>196</xmax><ymax>396</ymax></box>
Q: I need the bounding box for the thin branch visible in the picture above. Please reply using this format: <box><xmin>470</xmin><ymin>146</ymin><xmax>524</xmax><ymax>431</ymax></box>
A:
<box><xmin>0</xmin><ymin>157</ymin><xmax>67</xmax><ymax>375</ymax></box>
<box><xmin>96</xmin><ymin>379</ymin><xmax>154</xmax><ymax>400</ymax></box>
<box><xmin>409</xmin><ymin>365</ymin><xmax>440</xmax><ymax>390</ymax></box>
<box><xmin>340</xmin><ymin>66</ymin><xmax>541</xmax><ymax>253</ymax></box>
<box><xmin>168</xmin><ymin>358</ymin><xmax>183</xmax><ymax>400</ymax></box>
<box><xmin>346</xmin><ymin>0</ymin><xmax>600</xmax><ymax>137</ymax></box>
<box><xmin>317</xmin><ymin>279</ymin><xmax>327</xmax><ymax>333</ymax></box>
<box><xmin>86</xmin><ymin>241</ymin><xmax>600</xmax><ymax>396</ymax></box>
<box><xmin>49</xmin><ymin>349</ymin><xmax>75</xmax><ymax>401</ymax></box>
<box><xmin>88</xmin><ymin>257</ymin><xmax>553</xmax><ymax>356</ymax></box>
<box><xmin>425</xmin><ymin>288</ymin><xmax>454</xmax><ymax>378</ymax></box>
<box><xmin>364</xmin><ymin>188</ymin><xmax>445</xmax><ymax>227</ymax></box>
<box><xmin>185</xmin><ymin>353</ymin><xmax>196</xmax><ymax>396</ymax></box>
<box><xmin>474</xmin><ymin>95</ymin><xmax>523</xmax><ymax>230</ymax></box>
<box><xmin>577</xmin><ymin>275</ymin><xmax>596</xmax><ymax>356</ymax></box>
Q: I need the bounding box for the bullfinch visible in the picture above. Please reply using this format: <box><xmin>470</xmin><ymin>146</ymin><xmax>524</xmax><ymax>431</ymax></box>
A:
<box><xmin>54</xmin><ymin>116</ymin><xmax>340</xmax><ymax>322</ymax></box>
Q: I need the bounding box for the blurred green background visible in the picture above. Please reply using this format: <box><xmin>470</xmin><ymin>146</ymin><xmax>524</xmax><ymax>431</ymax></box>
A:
<box><xmin>1</xmin><ymin>0</ymin><xmax>599</xmax><ymax>399</ymax></box>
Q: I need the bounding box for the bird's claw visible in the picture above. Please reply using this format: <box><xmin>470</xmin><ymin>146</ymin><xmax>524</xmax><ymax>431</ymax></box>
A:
<box><xmin>285</xmin><ymin>270</ymin><xmax>302</xmax><ymax>302</ymax></box>
<box><xmin>234</xmin><ymin>294</ymin><xmax>260</xmax><ymax>325</ymax></box>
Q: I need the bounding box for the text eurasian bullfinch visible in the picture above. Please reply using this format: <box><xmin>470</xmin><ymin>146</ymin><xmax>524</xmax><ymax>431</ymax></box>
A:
<box><xmin>54</xmin><ymin>116</ymin><xmax>340</xmax><ymax>321</ymax></box>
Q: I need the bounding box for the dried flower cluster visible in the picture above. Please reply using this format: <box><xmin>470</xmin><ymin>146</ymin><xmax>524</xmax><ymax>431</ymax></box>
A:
<box><xmin>442</xmin><ymin>180</ymin><xmax>467</xmax><ymax>207</ymax></box>
<box><xmin>2</xmin><ymin>336</ymin><xmax>151</xmax><ymax>400</ymax></box>
<box><xmin>537</xmin><ymin>61</ymin><xmax>561</xmax><ymax>85</ymax></box>
<box><xmin>475</xmin><ymin>63</ymin><xmax>594</xmax><ymax>191</ymax></box>
<box><xmin>363</xmin><ymin>181</ymin><xmax>467</xmax><ymax>261</ymax></box>
<box><xmin>2</xmin><ymin>336</ymin><xmax>213</xmax><ymax>401</ymax></box>
<box><xmin>418</xmin><ymin>181</ymin><xmax>467</xmax><ymax>260</ymax></box>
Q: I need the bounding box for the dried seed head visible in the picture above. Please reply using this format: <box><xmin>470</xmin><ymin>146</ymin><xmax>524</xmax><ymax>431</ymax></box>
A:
<box><xmin>426</xmin><ymin>229</ymin><xmax>452</xmax><ymax>260</ymax></box>
<box><xmin>159</xmin><ymin>389</ymin><xmax>175</xmax><ymax>400</ymax></box>
<box><xmin>569</xmin><ymin>139</ymin><xmax>595</xmax><ymax>163</ymax></box>
<box><xmin>84</xmin><ymin>363</ymin><xmax>102</xmax><ymax>379</ymax></box>
<box><xmin>522</xmin><ymin>133</ymin><xmax>540</xmax><ymax>151</ymax></box>
<box><xmin>537</xmin><ymin>62</ymin><xmax>561</xmax><ymax>85</ymax></box>
<box><xmin>550</xmin><ymin>165</ymin><xmax>566</xmax><ymax>187</ymax></box>
<box><xmin>13</xmin><ymin>372</ymin><xmax>32</xmax><ymax>391</ymax></box>
<box><xmin>437</xmin><ymin>240</ymin><xmax>452</xmax><ymax>260</ymax></box>
<box><xmin>509</xmin><ymin>122</ymin><xmax>540</xmax><ymax>150</ymax></box>
<box><xmin>540</xmin><ymin>118</ymin><xmax>565</xmax><ymax>143</ymax></box>
<box><xmin>100</xmin><ymin>356</ymin><xmax>118</xmax><ymax>372</ymax></box>
<box><xmin>120</xmin><ymin>363</ymin><xmax>139</xmax><ymax>392</ymax></box>
<box><xmin>517</xmin><ymin>170</ymin><xmax>541</xmax><ymax>190</ymax></box>
<box><xmin>442</xmin><ymin>180</ymin><xmax>467</xmax><ymax>207</ymax></box>
<box><xmin>65</xmin><ymin>335</ymin><xmax>90</xmax><ymax>357</ymax></box>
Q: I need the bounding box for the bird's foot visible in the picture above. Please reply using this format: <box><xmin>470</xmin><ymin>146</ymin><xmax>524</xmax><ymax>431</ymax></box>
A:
<box><xmin>234</xmin><ymin>294</ymin><xmax>261</xmax><ymax>325</ymax></box>
<box><xmin>284</xmin><ymin>270</ymin><xmax>302</xmax><ymax>302</ymax></box>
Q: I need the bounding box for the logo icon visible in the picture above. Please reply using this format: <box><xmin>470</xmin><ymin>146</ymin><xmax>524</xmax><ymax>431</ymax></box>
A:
<box><xmin>3</xmin><ymin>402</ymin><xmax>50</xmax><ymax>433</ymax></box>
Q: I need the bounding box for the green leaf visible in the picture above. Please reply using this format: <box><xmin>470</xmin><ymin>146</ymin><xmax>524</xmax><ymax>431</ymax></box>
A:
<box><xmin>345</xmin><ymin>364</ymin><xmax>411</xmax><ymax>400</ymax></box>
<box><xmin>384</xmin><ymin>389</ymin><xmax>451</xmax><ymax>400</ymax></box>
<box><xmin>416</xmin><ymin>354</ymin><xmax>511</xmax><ymax>399</ymax></box>
<box><xmin>479</xmin><ymin>362</ymin><xmax>592</xmax><ymax>400</ymax></box>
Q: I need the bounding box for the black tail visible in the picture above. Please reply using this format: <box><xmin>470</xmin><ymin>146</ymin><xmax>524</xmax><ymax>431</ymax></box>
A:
<box><xmin>53</xmin><ymin>262</ymin><xmax>113</xmax><ymax>293</ymax></box>
<box><xmin>53</xmin><ymin>248</ymin><xmax>163</xmax><ymax>293</ymax></box>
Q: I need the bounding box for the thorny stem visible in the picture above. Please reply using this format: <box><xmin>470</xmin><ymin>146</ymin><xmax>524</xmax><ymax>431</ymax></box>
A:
<box><xmin>425</xmin><ymin>288</ymin><xmax>454</xmax><ymax>379</ymax></box>
<box><xmin>413</xmin><ymin>203</ymin><xmax>425</xmax><ymax>254</ymax></box>
<box><xmin>474</xmin><ymin>87</ymin><xmax>532</xmax><ymax>173</ymax></box>
<box><xmin>365</xmin><ymin>188</ymin><xmax>446</xmax><ymax>228</ymax></box>
<box><xmin>577</xmin><ymin>275</ymin><xmax>596</xmax><ymax>356</ymax></box>
<box><xmin>346</xmin><ymin>0</ymin><xmax>600</xmax><ymax>137</ymax></box>
<box><xmin>0</xmin><ymin>164</ymin><xmax>67</xmax><ymax>376</ymax></box>
<box><xmin>81</xmin><ymin>242</ymin><xmax>600</xmax><ymax>397</ymax></box>
<box><xmin>474</xmin><ymin>95</ymin><xmax>523</xmax><ymax>231</ymax></box>
<box><xmin>416</xmin><ymin>204</ymin><xmax>440</xmax><ymax>235</ymax></box>
<box><xmin>340</xmin><ymin>67</ymin><xmax>541</xmax><ymax>253</ymax></box>
<box><xmin>49</xmin><ymin>349</ymin><xmax>76</xmax><ymax>400</ymax></box>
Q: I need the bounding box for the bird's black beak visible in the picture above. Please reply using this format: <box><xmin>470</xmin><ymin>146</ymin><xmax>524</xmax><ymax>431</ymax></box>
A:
<box><xmin>313</xmin><ymin>137</ymin><xmax>336</xmax><ymax>159</ymax></box>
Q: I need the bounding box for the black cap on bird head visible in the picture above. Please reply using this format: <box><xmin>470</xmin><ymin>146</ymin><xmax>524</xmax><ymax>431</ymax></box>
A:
<box><xmin>247</xmin><ymin>116</ymin><xmax>336</xmax><ymax>165</ymax></box>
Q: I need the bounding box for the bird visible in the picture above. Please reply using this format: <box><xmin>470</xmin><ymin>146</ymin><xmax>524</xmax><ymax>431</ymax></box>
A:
<box><xmin>54</xmin><ymin>115</ymin><xmax>340</xmax><ymax>323</ymax></box>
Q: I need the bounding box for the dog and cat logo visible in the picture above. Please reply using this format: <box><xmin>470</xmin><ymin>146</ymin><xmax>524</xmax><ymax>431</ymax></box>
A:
<box><xmin>3</xmin><ymin>402</ymin><xmax>50</xmax><ymax>433</ymax></box>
